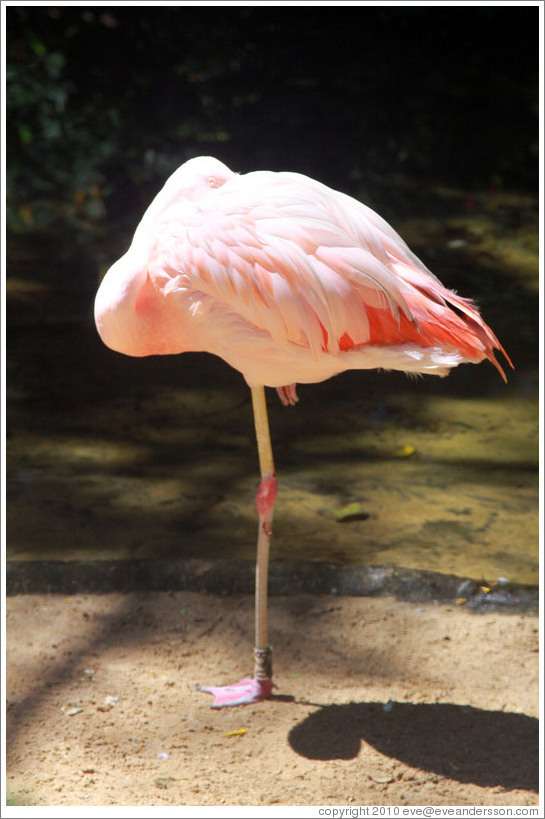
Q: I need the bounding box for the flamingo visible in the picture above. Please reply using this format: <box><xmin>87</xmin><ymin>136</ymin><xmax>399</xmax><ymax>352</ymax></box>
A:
<box><xmin>94</xmin><ymin>156</ymin><xmax>511</xmax><ymax>707</ymax></box>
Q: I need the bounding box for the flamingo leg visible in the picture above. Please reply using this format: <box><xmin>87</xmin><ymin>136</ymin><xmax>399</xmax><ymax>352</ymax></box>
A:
<box><xmin>252</xmin><ymin>384</ymin><xmax>277</xmax><ymax>680</ymax></box>
<box><xmin>196</xmin><ymin>385</ymin><xmax>276</xmax><ymax>707</ymax></box>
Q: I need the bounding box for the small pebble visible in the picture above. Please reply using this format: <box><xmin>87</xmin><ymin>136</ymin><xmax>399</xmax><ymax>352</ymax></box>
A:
<box><xmin>157</xmin><ymin>752</ymin><xmax>169</xmax><ymax>761</ymax></box>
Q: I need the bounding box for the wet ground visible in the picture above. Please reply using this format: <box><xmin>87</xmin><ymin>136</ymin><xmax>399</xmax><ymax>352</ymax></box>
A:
<box><xmin>6</xmin><ymin>179</ymin><xmax>539</xmax><ymax>587</ymax></box>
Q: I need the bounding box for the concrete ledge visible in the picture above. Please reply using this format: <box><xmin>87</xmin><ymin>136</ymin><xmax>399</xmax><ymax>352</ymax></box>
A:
<box><xmin>6</xmin><ymin>559</ymin><xmax>538</xmax><ymax>614</ymax></box>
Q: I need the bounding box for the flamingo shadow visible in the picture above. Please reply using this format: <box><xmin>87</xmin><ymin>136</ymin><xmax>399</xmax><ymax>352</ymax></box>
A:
<box><xmin>288</xmin><ymin>701</ymin><xmax>538</xmax><ymax>792</ymax></box>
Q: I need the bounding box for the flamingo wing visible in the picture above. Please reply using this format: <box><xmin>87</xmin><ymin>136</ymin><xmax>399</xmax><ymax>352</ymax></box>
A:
<box><xmin>147</xmin><ymin>173</ymin><xmax>414</xmax><ymax>353</ymax></box>
<box><xmin>145</xmin><ymin>170</ymin><xmax>509</xmax><ymax>379</ymax></box>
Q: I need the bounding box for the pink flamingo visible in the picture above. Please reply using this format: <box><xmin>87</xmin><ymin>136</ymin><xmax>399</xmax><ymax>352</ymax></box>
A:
<box><xmin>94</xmin><ymin>156</ymin><xmax>511</xmax><ymax>707</ymax></box>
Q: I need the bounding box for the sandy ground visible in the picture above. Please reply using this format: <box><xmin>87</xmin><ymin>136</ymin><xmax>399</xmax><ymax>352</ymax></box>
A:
<box><xmin>5</xmin><ymin>590</ymin><xmax>540</xmax><ymax>808</ymax></box>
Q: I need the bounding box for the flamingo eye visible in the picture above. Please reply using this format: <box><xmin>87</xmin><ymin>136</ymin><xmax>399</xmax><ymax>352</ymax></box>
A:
<box><xmin>207</xmin><ymin>176</ymin><xmax>219</xmax><ymax>188</ymax></box>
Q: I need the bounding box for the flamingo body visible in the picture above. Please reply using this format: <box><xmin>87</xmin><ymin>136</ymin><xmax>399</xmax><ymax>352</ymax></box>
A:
<box><xmin>95</xmin><ymin>157</ymin><xmax>509</xmax><ymax>389</ymax></box>
<box><xmin>95</xmin><ymin>157</ymin><xmax>511</xmax><ymax>707</ymax></box>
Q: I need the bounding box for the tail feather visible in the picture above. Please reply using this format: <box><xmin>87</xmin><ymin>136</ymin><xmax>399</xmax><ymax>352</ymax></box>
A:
<box><xmin>359</xmin><ymin>287</ymin><xmax>512</xmax><ymax>381</ymax></box>
<box><xmin>431</xmin><ymin>290</ymin><xmax>513</xmax><ymax>382</ymax></box>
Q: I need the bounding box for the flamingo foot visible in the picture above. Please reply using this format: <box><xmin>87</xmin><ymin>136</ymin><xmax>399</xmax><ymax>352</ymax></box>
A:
<box><xmin>196</xmin><ymin>676</ymin><xmax>274</xmax><ymax>708</ymax></box>
<box><xmin>276</xmin><ymin>384</ymin><xmax>299</xmax><ymax>406</ymax></box>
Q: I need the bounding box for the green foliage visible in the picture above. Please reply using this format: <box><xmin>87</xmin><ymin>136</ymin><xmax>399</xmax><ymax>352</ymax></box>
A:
<box><xmin>7</xmin><ymin>11</ymin><xmax>114</xmax><ymax>232</ymax></box>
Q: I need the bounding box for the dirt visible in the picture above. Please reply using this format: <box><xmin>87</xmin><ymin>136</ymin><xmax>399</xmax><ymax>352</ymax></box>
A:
<box><xmin>5</xmin><ymin>180</ymin><xmax>539</xmax><ymax>809</ymax></box>
<box><xmin>5</xmin><ymin>590</ymin><xmax>539</xmax><ymax>808</ymax></box>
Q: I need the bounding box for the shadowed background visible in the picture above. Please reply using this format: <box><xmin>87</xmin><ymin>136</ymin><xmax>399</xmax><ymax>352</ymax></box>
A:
<box><xmin>6</xmin><ymin>5</ymin><xmax>539</xmax><ymax>592</ymax></box>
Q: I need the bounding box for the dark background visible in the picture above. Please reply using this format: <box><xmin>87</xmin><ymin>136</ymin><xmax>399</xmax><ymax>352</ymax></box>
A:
<box><xmin>6</xmin><ymin>4</ymin><xmax>538</xmax><ymax>241</ymax></box>
<box><xmin>5</xmin><ymin>4</ymin><xmax>539</xmax><ymax>576</ymax></box>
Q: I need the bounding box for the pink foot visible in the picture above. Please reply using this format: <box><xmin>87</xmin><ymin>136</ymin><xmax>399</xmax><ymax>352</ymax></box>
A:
<box><xmin>196</xmin><ymin>677</ymin><xmax>274</xmax><ymax>708</ymax></box>
<box><xmin>276</xmin><ymin>384</ymin><xmax>299</xmax><ymax>406</ymax></box>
